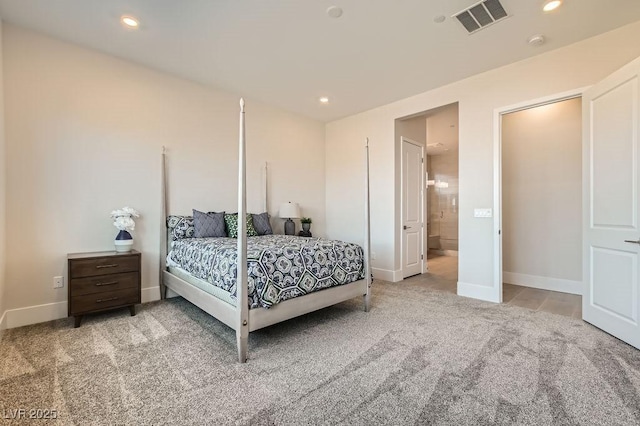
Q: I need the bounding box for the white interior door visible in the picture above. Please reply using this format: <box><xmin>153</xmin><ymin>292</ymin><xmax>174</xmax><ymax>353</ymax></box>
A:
<box><xmin>402</xmin><ymin>138</ymin><xmax>424</xmax><ymax>278</ymax></box>
<box><xmin>583</xmin><ymin>56</ymin><xmax>640</xmax><ymax>349</ymax></box>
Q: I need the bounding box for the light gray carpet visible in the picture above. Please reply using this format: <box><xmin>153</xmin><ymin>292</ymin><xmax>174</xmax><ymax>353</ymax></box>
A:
<box><xmin>1</xmin><ymin>280</ymin><xmax>640</xmax><ymax>425</ymax></box>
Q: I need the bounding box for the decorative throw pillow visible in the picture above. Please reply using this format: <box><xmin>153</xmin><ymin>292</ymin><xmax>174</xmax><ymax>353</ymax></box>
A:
<box><xmin>193</xmin><ymin>209</ymin><xmax>226</xmax><ymax>238</ymax></box>
<box><xmin>166</xmin><ymin>215</ymin><xmax>195</xmax><ymax>241</ymax></box>
<box><xmin>252</xmin><ymin>212</ymin><xmax>273</xmax><ymax>235</ymax></box>
<box><xmin>224</xmin><ymin>213</ymin><xmax>258</xmax><ymax>238</ymax></box>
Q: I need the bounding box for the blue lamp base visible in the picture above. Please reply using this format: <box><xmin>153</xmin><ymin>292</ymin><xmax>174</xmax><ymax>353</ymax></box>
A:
<box><xmin>284</xmin><ymin>219</ymin><xmax>295</xmax><ymax>235</ymax></box>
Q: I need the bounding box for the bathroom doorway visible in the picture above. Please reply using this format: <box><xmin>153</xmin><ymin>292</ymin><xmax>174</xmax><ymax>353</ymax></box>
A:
<box><xmin>426</xmin><ymin>104</ymin><xmax>459</xmax><ymax>282</ymax></box>
<box><xmin>395</xmin><ymin>102</ymin><xmax>459</xmax><ymax>286</ymax></box>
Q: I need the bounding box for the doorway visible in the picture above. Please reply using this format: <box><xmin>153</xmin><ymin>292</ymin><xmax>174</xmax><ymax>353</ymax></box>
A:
<box><xmin>494</xmin><ymin>90</ymin><xmax>584</xmax><ymax>303</ymax></box>
<box><xmin>500</xmin><ymin>97</ymin><xmax>582</xmax><ymax>315</ymax></box>
<box><xmin>396</xmin><ymin>102</ymin><xmax>459</xmax><ymax>283</ymax></box>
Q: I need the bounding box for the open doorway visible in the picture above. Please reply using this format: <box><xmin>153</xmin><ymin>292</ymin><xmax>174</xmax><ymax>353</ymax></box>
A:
<box><xmin>395</xmin><ymin>102</ymin><xmax>459</xmax><ymax>288</ymax></box>
<box><xmin>498</xmin><ymin>96</ymin><xmax>582</xmax><ymax>318</ymax></box>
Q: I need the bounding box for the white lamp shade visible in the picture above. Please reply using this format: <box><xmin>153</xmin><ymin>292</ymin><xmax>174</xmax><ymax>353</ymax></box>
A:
<box><xmin>279</xmin><ymin>202</ymin><xmax>300</xmax><ymax>219</ymax></box>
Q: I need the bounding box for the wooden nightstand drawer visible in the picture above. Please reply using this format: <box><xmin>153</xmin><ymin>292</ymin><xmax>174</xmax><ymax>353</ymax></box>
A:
<box><xmin>67</xmin><ymin>250</ymin><xmax>141</xmax><ymax>327</ymax></box>
<box><xmin>70</xmin><ymin>288</ymin><xmax>140</xmax><ymax>315</ymax></box>
<box><xmin>70</xmin><ymin>271</ymin><xmax>139</xmax><ymax>297</ymax></box>
<box><xmin>69</xmin><ymin>255</ymin><xmax>139</xmax><ymax>278</ymax></box>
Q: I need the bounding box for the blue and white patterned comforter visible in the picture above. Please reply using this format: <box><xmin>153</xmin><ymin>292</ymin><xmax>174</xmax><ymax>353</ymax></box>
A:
<box><xmin>167</xmin><ymin>235</ymin><xmax>365</xmax><ymax>309</ymax></box>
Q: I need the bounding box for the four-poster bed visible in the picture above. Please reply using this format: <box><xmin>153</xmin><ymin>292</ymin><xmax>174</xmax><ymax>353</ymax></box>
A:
<box><xmin>159</xmin><ymin>99</ymin><xmax>372</xmax><ymax>363</ymax></box>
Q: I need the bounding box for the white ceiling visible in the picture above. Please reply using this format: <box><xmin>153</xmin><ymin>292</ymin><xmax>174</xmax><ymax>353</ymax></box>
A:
<box><xmin>1</xmin><ymin>0</ymin><xmax>639</xmax><ymax>122</ymax></box>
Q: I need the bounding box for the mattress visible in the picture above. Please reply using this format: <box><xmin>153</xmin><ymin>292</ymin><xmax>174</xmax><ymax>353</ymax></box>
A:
<box><xmin>167</xmin><ymin>235</ymin><xmax>365</xmax><ymax>309</ymax></box>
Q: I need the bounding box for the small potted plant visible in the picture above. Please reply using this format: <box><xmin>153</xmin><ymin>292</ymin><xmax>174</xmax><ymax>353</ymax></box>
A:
<box><xmin>111</xmin><ymin>206</ymin><xmax>140</xmax><ymax>252</ymax></box>
<box><xmin>300</xmin><ymin>217</ymin><xmax>312</xmax><ymax>233</ymax></box>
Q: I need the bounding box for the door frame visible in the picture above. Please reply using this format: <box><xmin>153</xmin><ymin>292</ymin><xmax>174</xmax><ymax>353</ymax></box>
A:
<box><xmin>400</xmin><ymin>136</ymin><xmax>426</xmax><ymax>277</ymax></box>
<box><xmin>492</xmin><ymin>87</ymin><xmax>589</xmax><ymax>303</ymax></box>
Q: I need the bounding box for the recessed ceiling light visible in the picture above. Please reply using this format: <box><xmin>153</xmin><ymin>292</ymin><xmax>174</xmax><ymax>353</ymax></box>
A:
<box><xmin>543</xmin><ymin>1</ymin><xmax>562</xmax><ymax>12</ymax></box>
<box><xmin>434</xmin><ymin>15</ymin><xmax>446</xmax><ymax>24</ymax></box>
<box><xmin>326</xmin><ymin>6</ymin><xmax>343</xmax><ymax>19</ymax></box>
<box><xmin>319</xmin><ymin>97</ymin><xmax>329</xmax><ymax>104</ymax></box>
<box><xmin>121</xmin><ymin>15</ymin><xmax>139</xmax><ymax>28</ymax></box>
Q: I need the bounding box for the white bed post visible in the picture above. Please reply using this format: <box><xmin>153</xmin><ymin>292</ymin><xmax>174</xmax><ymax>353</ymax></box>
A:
<box><xmin>160</xmin><ymin>146</ymin><xmax>168</xmax><ymax>299</ymax></box>
<box><xmin>236</xmin><ymin>99</ymin><xmax>249</xmax><ymax>363</ymax></box>
<box><xmin>262</xmin><ymin>162</ymin><xmax>268</xmax><ymax>213</ymax></box>
<box><xmin>364</xmin><ymin>138</ymin><xmax>372</xmax><ymax>312</ymax></box>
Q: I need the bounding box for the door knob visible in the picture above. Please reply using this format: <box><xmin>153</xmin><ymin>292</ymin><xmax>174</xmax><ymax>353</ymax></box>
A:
<box><xmin>624</xmin><ymin>239</ymin><xmax>640</xmax><ymax>244</ymax></box>
<box><xmin>403</xmin><ymin>225</ymin><xmax>412</xmax><ymax>230</ymax></box>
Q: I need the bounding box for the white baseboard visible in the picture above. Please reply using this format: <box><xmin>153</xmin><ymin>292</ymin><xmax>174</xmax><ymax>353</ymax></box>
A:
<box><xmin>457</xmin><ymin>281</ymin><xmax>500</xmax><ymax>303</ymax></box>
<box><xmin>5</xmin><ymin>301</ymin><xmax>68</xmax><ymax>329</ymax></box>
<box><xmin>142</xmin><ymin>286</ymin><xmax>161</xmax><ymax>303</ymax></box>
<box><xmin>3</xmin><ymin>286</ymin><xmax>162</xmax><ymax>330</ymax></box>
<box><xmin>0</xmin><ymin>309</ymin><xmax>7</xmax><ymax>331</ymax></box>
<box><xmin>503</xmin><ymin>272</ymin><xmax>582</xmax><ymax>295</ymax></box>
<box><xmin>371</xmin><ymin>268</ymin><xmax>403</xmax><ymax>283</ymax></box>
<box><xmin>429</xmin><ymin>250</ymin><xmax>459</xmax><ymax>257</ymax></box>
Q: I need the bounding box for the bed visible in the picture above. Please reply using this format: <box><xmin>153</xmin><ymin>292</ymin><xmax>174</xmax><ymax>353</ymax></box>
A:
<box><xmin>160</xmin><ymin>99</ymin><xmax>372</xmax><ymax>362</ymax></box>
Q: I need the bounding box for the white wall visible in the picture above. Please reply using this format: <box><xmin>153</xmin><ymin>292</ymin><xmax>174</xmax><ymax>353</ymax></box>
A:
<box><xmin>3</xmin><ymin>24</ymin><xmax>326</xmax><ymax>323</ymax></box>
<box><xmin>502</xmin><ymin>98</ymin><xmax>582</xmax><ymax>293</ymax></box>
<box><xmin>0</xmin><ymin>18</ymin><xmax>6</xmax><ymax>331</ymax></box>
<box><xmin>396</xmin><ymin>115</ymin><xmax>426</xmax><ymax>146</ymax></box>
<box><xmin>326</xmin><ymin>21</ymin><xmax>640</xmax><ymax>299</ymax></box>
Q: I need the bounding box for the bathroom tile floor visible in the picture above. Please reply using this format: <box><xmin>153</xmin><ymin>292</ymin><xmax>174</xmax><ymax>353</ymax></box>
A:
<box><xmin>504</xmin><ymin>283</ymin><xmax>582</xmax><ymax>319</ymax></box>
<box><xmin>404</xmin><ymin>254</ymin><xmax>582</xmax><ymax>319</ymax></box>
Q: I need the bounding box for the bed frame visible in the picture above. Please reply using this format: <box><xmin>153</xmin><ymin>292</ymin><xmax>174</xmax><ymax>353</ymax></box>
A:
<box><xmin>159</xmin><ymin>99</ymin><xmax>372</xmax><ymax>363</ymax></box>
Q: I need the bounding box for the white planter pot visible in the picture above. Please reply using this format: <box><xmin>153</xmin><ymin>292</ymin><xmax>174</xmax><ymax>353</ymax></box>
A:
<box><xmin>115</xmin><ymin>239</ymin><xmax>134</xmax><ymax>252</ymax></box>
<box><xmin>115</xmin><ymin>230</ymin><xmax>134</xmax><ymax>252</ymax></box>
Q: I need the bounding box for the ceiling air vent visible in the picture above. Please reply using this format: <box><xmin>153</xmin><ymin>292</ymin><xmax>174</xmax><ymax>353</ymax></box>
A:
<box><xmin>453</xmin><ymin>0</ymin><xmax>509</xmax><ymax>34</ymax></box>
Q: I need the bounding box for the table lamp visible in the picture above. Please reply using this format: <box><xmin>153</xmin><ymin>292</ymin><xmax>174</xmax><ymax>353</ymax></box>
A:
<box><xmin>279</xmin><ymin>202</ymin><xmax>300</xmax><ymax>235</ymax></box>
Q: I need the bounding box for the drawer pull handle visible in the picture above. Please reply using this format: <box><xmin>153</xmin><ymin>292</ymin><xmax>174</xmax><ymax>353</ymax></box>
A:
<box><xmin>95</xmin><ymin>281</ymin><xmax>118</xmax><ymax>287</ymax></box>
<box><xmin>96</xmin><ymin>264</ymin><xmax>118</xmax><ymax>269</ymax></box>
<box><xmin>96</xmin><ymin>297</ymin><xmax>119</xmax><ymax>303</ymax></box>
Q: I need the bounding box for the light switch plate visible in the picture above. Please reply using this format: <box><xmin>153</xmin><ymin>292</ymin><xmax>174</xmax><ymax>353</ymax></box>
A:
<box><xmin>474</xmin><ymin>208</ymin><xmax>492</xmax><ymax>218</ymax></box>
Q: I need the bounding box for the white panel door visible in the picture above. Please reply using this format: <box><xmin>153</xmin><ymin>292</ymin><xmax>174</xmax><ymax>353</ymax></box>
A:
<box><xmin>402</xmin><ymin>138</ymin><xmax>424</xmax><ymax>278</ymax></box>
<box><xmin>583</xmin><ymin>56</ymin><xmax>640</xmax><ymax>349</ymax></box>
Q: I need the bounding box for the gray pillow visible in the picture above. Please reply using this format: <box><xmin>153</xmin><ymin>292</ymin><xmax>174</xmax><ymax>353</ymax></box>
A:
<box><xmin>252</xmin><ymin>212</ymin><xmax>273</xmax><ymax>235</ymax></box>
<box><xmin>193</xmin><ymin>210</ymin><xmax>226</xmax><ymax>238</ymax></box>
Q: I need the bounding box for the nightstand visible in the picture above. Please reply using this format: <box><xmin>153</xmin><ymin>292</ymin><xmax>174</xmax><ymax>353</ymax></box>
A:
<box><xmin>67</xmin><ymin>250</ymin><xmax>141</xmax><ymax>328</ymax></box>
